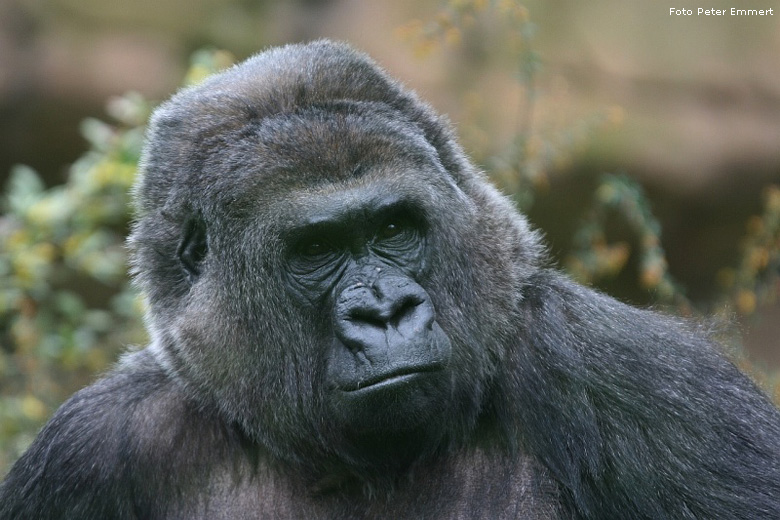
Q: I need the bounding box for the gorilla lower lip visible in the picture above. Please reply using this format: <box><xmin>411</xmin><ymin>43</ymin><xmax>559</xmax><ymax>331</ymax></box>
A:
<box><xmin>345</xmin><ymin>367</ymin><xmax>439</xmax><ymax>392</ymax></box>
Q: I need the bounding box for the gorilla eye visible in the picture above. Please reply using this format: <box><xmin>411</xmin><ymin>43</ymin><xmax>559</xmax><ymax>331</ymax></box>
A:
<box><xmin>297</xmin><ymin>238</ymin><xmax>335</xmax><ymax>259</ymax></box>
<box><xmin>371</xmin><ymin>216</ymin><xmax>421</xmax><ymax>265</ymax></box>
<box><xmin>302</xmin><ymin>240</ymin><xmax>326</xmax><ymax>256</ymax></box>
<box><xmin>378</xmin><ymin>222</ymin><xmax>403</xmax><ymax>240</ymax></box>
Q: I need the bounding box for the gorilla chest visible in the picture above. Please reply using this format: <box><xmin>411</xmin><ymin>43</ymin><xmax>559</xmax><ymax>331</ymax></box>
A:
<box><xmin>190</xmin><ymin>451</ymin><xmax>563</xmax><ymax>520</ymax></box>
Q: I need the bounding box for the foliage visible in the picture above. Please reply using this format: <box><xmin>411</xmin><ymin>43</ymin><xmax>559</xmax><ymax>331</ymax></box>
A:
<box><xmin>718</xmin><ymin>185</ymin><xmax>780</xmax><ymax>316</ymax></box>
<box><xmin>566</xmin><ymin>174</ymin><xmax>690</xmax><ymax>310</ymax></box>
<box><xmin>397</xmin><ymin>0</ymin><xmax>623</xmax><ymax>211</ymax></box>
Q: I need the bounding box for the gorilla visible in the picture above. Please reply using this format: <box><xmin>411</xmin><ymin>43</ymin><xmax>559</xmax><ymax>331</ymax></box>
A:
<box><xmin>1</xmin><ymin>40</ymin><xmax>779</xmax><ymax>519</ymax></box>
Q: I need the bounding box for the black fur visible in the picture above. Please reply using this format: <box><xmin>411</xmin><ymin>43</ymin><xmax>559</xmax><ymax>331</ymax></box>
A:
<box><xmin>1</xmin><ymin>40</ymin><xmax>779</xmax><ymax>519</ymax></box>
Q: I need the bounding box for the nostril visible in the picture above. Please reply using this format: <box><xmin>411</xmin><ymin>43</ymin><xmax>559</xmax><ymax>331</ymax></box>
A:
<box><xmin>346</xmin><ymin>308</ymin><xmax>388</xmax><ymax>330</ymax></box>
<box><xmin>389</xmin><ymin>295</ymin><xmax>425</xmax><ymax>329</ymax></box>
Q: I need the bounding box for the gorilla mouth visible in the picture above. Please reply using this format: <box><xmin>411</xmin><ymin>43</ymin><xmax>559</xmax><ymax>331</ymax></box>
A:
<box><xmin>342</xmin><ymin>364</ymin><xmax>444</xmax><ymax>393</ymax></box>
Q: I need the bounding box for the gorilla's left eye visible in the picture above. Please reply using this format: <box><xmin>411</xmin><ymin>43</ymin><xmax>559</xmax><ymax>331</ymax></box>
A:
<box><xmin>372</xmin><ymin>218</ymin><xmax>421</xmax><ymax>263</ymax></box>
<box><xmin>378</xmin><ymin>222</ymin><xmax>403</xmax><ymax>240</ymax></box>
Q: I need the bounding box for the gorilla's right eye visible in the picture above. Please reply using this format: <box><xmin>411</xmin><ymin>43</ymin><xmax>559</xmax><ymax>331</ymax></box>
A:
<box><xmin>288</xmin><ymin>236</ymin><xmax>344</xmax><ymax>287</ymax></box>
<box><xmin>299</xmin><ymin>239</ymin><xmax>329</xmax><ymax>258</ymax></box>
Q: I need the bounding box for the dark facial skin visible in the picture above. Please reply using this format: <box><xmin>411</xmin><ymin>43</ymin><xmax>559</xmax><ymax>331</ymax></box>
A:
<box><xmin>285</xmin><ymin>191</ymin><xmax>453</xmax><ymax>452</ymax></box>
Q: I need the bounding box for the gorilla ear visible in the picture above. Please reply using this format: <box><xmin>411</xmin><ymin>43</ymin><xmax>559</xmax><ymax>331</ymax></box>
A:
<box><xmin>177</xmin><ymin>217</ymin><xmax>208</xmax><ymax>283</ymax></box>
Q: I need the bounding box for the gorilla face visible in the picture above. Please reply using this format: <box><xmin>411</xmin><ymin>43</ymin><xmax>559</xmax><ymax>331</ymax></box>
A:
<box><xmin>130</xmin><ymin>42</ymin><xmax>539</xmax><ymax>480</ymax></box>
<box><xmin>286</xmin><ymin>188</ymin><xmax>454</xmax><ymax>427</ymax></box>
<box><xmin>265</xmin><ymin>110</ymin><xmax>459</xmax><ymax>458</ymax></box>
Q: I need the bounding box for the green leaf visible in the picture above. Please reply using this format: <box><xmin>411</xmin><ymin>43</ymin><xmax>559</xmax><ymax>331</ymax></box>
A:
<box><xmin>5</xmin><ymin>165</ymin><xmax>45</xmax><ymax>214</ymax></box>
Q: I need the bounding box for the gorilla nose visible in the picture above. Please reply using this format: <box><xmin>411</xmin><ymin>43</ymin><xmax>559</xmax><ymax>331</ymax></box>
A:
<box><xmin>348</xmin><ymin>292</ymin><xmax>426</xmax><ymax>331</ymax></box>
<box><xmin>334</xmin><ymin>276</ymin><xmax>435</xmax><ymax>351</ymax></box>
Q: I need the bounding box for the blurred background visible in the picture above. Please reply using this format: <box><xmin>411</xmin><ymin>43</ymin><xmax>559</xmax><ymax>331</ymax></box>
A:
<box><xmin>1</xmin><ymin>0</ymin><xmax>779</xmax><ymax>474</ymax></box>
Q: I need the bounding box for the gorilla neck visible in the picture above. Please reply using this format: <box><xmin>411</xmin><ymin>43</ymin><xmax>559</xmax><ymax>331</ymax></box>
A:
<box><xmin>308</xmin><ymin>427</ymin><xmax>453</xmax><ymax>494</ymax></box>
<box><xmin>262</xmin><ymin>443</ymin><xmax>562</xmax><ymax>517</ymax></box>
<box><xmin>298</xmin><ymin>407</ymin><xmax>517</xmax><ymax>496</ymax></box>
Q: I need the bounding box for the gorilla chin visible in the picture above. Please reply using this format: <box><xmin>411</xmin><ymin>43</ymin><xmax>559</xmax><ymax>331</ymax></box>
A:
<box><xmin>330</xmin><ymin>368</ymin><xmax>456</xmax><ymax>476</ymax></box>
<box><xmin>328</xmin><ymin>331</ymin><xmax>455</xmax><ymax>456</ymax></box>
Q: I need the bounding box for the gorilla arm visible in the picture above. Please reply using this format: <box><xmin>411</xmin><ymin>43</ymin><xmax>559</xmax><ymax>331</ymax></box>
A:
<box><xmin>507</xmin><ymin>270</ymin><xmax>780</xmax><ymax>519</ymax></box>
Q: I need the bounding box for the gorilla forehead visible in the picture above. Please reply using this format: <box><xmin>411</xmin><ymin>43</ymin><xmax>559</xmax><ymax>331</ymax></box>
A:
<box><xmin>208</xmin><ymin>104</ymin><xmax>445</xmax><ymax>202</ymax></box>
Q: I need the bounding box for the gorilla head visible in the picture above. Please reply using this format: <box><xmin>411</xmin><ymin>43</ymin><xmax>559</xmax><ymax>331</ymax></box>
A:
<box><xmin>130</xmin><ymin>40</ymin><xmax>543</xmax><ymax>481</ymax></box>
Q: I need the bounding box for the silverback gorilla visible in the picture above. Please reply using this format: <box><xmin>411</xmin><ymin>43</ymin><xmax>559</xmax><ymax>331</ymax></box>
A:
<box><xmin>2</xmin><ymin>40</ymin><xmax>779</xmax><ymax>519</ymax></box>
